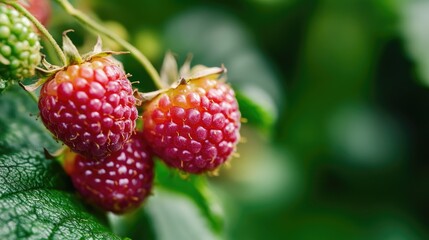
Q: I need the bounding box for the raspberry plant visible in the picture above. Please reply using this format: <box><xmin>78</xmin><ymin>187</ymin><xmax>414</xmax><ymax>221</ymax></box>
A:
<box><xmin>0</xmin><ymin>0</ymin><xmax>271</xmax><ymax>239</ymax></box>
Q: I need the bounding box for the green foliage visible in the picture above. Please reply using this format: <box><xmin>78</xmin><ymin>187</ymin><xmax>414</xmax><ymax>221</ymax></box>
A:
<box><xmin>5</xmin><ymin>0</ymin><xmax>429</xmax><ymax>239</ymax></box>
<box><xmin>0</xmin><ymin>86</ymin><xmax>225</xmax><ymax>239</ymax></box>
<box><xmin>235</xmin><ymin>91</ymin><xmax>274</xmax><ymax>131</ymax></box>
<box><xmin>110</xmin><ymin>161</ymin><xmax>223</xmax><ymax>240</ymax></box>
<box><xmin>111</xmin><ymin>187</ymin><xmax>221</xmax><ymax>240</ymax></box>
<box><xmin>0</xmin><ymin>150</ymin><xmax>121</xmax><ymax>240</ymax></box>
<box><xmin>0</xmin><ymin>86</ymin><xmax>121</xmax><ymax>239</ymax></box>
<box><xmin>144</xmin><ymin>188</ymin><xmax>220</xmax><ymax>240</ymax></box>
<box><xmin>0</xmin><ymin>86</ymin><xmax>59</xmax><ymax>154</ymax></box>
<box><xmin>154</xmin><ymin>161</ymin><xmax>223</xmax><ymax>233</ymax></box>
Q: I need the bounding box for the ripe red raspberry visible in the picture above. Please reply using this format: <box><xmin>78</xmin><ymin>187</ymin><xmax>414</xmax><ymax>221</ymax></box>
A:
<box><xmin>38</xmin><ymin>57</ymin><xmax>138</xmax><ymax>159</ymax></box>
<box><xmin>65</xmin><ymin>133</ymin><xmax>154</xmax><ymax>214</ymax></box>
<box><xmin>143</xmin><ymin>78</ymin><xmax>241</xmax><ymax>174</ymax></box>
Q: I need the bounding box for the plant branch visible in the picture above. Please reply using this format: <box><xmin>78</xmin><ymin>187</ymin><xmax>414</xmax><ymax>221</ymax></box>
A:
<box><xmin>53</xmin><ymin>0</ymin><xmax>163</xmax><ymax>89</ymax></box>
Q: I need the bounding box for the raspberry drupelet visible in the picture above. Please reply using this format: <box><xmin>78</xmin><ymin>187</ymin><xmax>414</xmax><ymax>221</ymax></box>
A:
<box><xmin>39</xmin><ymin>57</ymin><xmax>138</xmax><ymax>159</ymax></box>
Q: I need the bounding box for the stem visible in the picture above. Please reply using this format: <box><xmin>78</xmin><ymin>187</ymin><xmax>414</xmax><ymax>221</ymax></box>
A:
<box><xmin>53</xmin><ymin>0</ymin><xmax>163</xmax><ymax>89</ymax></box>
<box><xmin>6</xmin><ymin>1</ymin><xmax>67</xmax><ymax>66</ymax></box>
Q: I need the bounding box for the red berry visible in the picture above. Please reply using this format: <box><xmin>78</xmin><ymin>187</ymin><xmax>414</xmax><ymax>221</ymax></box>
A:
<box><xmin>39</xmin><ymin>57</ymin><xmax>138</xmax><ymax>159</ymax></box>
<box><xmin>143</xmin><ymin>78</ymin><xmax>241</xmax><ymax>174</ymax></box>
<box><xmin>66</xmin><ymin>133</ymin><xmax>154</xmax><ymax>214</ymax></box>
<box><xmin>21</xmin><ymin>0</ymin><xmax>51</xmax><ymax>26</ymax></box>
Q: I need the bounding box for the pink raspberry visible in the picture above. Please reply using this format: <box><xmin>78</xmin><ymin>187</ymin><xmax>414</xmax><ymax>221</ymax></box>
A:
<box><xmin>38</xmin><ymin>57</ymin><xmax>138</xmax><ymax>159</ymax></box>
<box><xmin>65</xmin><ymin>133</ymin><xmax>154</xmax><ymax>214</ymax></box>
<box><xmin>143</xmin><ymin>78</ymin><xmax>241</xmax><ymax>174</ymax></box>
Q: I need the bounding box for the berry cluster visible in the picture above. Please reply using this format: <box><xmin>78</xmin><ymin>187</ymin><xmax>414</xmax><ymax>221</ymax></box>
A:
<box><xmin>0</xmin><ymin>3</ymin><xmax>41</xmax><ymax>91</ymax></box>
<box><xmin>0</xmin><ymin>1</ymin><xmax>241</xmax><ymax>214</ymax></box>
<box><xmin>37</xmin><ymin>37</ymin><xmax>155</xmax><ymax>213</ymax></box>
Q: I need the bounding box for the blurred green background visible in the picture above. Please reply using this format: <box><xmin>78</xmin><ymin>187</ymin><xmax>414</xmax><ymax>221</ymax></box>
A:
<box><xmin>49</xmin><ymin>0</ymin><xmax>429</xmax><ymax>239</ymax></box>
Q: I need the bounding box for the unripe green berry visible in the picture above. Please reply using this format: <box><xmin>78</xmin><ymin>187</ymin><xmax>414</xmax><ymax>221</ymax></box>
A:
<box><xmin>0</xmin><ymin>4</ymin><xmax>41</xmax><ymax>92</ymax></box>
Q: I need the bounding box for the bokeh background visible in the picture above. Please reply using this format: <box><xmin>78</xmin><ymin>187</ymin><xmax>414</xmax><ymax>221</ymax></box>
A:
<box><xmin>48</xmin><ymin>0</ymin><xmax>429</xmax><ymax>239</ymax></box>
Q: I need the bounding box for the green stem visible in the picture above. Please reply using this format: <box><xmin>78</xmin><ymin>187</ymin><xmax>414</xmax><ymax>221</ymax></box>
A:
<box><xmin>53</xmin><ymin>0</ymin><xmax>163</xmax><ymax>89</ymax></box>
<box><xmin>6</xmin><ymin>1</ymin><xmax>67</xmax><ymax>66</ymax></box>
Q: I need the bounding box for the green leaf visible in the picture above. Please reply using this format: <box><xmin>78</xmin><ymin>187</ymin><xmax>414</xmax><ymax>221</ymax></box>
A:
<box><xmin>145</xmin><ymin>187</ymin><xmax>220</xmax><ymax>240</ymax></box>
<box><xmin>62</xmin><ymin>30</ymin><xmax>83</xmax><ymax>65</ymax></box>
<box><xmin>0</xmin><ymin>86</ymin><xmax>59</xmax><ymax>154</ymax></box>
<box><xmin>0</xmin><ymin>86</ymin><xmax>121</xmax><ymax>239</ymax></box>
<box><xmin>110</xmin><ymin>161</ymin><xmax>224</xmax><ymax>240</ymax></box>
<box><xmin>109</xmin><ymin>208</ymin><xmax>156</xmax><ymax>240</ymax></box>
<box><xmin>154</xmin><ymin>161</ymin><xmax>224</xmax><ymax>234</ymax></box>
<box><xmin>400</xmin><ymin>0</ymin><xmax>429</xmax><ymax>86</ymax></box>
<box><xmin>235</xmin><ymin>90</ymin><xmax>274</xmax><ymax>131</ymax></box>
<box><xmin>0</xmin><ymin>150</ymin><xmax>121</xmax><ymax>239</ymax></box>
<box><xmin>111</xmin><ymin>184</ymin><xmax>222</xmax><ymax>240</ymax></box>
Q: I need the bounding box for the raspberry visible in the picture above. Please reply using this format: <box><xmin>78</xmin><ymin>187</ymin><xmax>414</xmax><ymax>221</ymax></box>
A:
<box><xmin>38</xmin><ymin>57</ymin><xmax>138</xmax><ymax>159</ymax></box>
<box><xmin>65</xmin><ymin>133</ymin><xmax>154</xmax><ymax>214</ymax></box>
<box><xmin>143</xmin><ymin>78</ymin><xmax>241</xmax><ymax>174</ymax></box>
<box><xmin>0</xmin><ymin>4</ymin><xmax>41</xmax><ymax>88</ymax></box>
